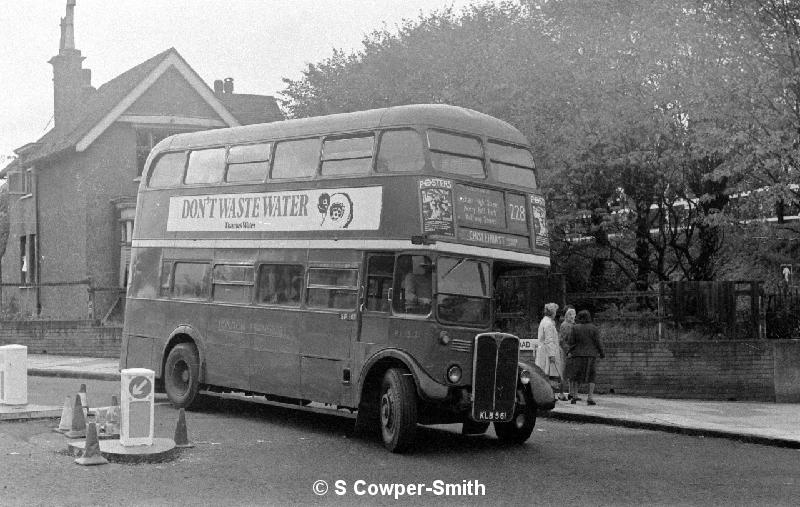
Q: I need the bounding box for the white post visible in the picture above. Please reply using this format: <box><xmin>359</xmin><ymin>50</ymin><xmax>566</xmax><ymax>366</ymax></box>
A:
<box><xmin>120</xmin><ymin>368</ymin><xmax>155</xmax><ymax>446</ymax></box>
<box><xmin>0</xmin><ymin>345</ymin><xmax>27</xmax><ymax>405</ymax></box>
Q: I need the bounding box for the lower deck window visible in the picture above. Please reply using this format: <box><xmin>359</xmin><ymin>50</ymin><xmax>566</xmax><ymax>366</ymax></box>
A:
<box><xmin>306</xmin><ymin>267</ymin><xmax>358</xmax><ymax>309</ymax></box>
<box><xmin>170</xmin><ymin>262</ymin><xmax>210</xmax><ymax>300</ymax></box>
<box><xmin>257</xmin><ymin>264</ymin><xmax>304</xmax><ymax>306</ymax></box>
<box><xmin>212</xmin><ymin>264</ymin><xmax>254</xmax><ymax>304</ymax></box>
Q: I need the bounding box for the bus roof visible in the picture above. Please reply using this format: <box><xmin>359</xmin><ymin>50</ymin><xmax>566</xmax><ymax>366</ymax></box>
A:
<box><xmin>162</xmin><ymin>104</ymin><xmax>530</xmax><ymax>151</ymax></box>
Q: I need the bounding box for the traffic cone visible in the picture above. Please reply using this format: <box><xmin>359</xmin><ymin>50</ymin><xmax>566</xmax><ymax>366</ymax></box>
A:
<box><xmin>64</xmin><ymin>394</ymin><xmax>87</xmax><ymax>439</ymax></box>
<box><xmin>55</xmin><ymin>396</ymin><xmax>73</xmax><ymax>433</ymax></box>
<box><xmin>103</xmin><ymin>394</ymin><xmax>121</xmax><ymax>436</ymax></box>
<box><xmin>173</xmin><ymin>408</ymin><xmax>194</xmax><ymax>448</ymax></box>
<box><xmin>75</xmin><ymin>422</ymin><xmax>108</xmax><ymax>466</ymax></box>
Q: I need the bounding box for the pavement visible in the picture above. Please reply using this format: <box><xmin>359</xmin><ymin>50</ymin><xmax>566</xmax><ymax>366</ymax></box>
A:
<box><xmin>2</xmin><ymin>354</ymin><xmax>799</xmax><ymax>448</ymax></box>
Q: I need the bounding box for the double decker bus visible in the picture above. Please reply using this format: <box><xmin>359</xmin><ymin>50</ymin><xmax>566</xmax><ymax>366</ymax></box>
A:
<box><xmin>121</xmin><ymin>104</ymin><xmax>555</xmax><ymax>452</ymax></box>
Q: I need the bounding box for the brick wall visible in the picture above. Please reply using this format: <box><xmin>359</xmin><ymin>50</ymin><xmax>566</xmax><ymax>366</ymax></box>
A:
<box><xmin>596</xmin><ymin>340</ymin><xmax>778</xmax><ymax>401</ymax></box>
<box><xmin>0</xmin><ymin>321</ymin><xmax>121</xmax><ymax>358</ymax></box>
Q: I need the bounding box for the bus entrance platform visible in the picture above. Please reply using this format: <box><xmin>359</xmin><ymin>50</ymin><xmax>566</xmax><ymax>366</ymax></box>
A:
<box><xmin>7</xmin><ymin>354</ymin><xmax>800</xmax><ymax>448</ymax></box>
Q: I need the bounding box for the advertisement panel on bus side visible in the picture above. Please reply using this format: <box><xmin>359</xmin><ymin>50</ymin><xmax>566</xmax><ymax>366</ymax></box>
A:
<box><xmin>166</xmin><ymin>186</ymin><xmax>383</xmax><ymax>232</ymax></box>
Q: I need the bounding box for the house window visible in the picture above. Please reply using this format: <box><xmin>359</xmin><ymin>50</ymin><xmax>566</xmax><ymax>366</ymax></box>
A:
<box><xmin>19</xmin><ymin>234</ymin><xmax>36</xmax><ymax>285</ymax></box>
<box><xmin>8</xmin><ymin>170</ymin><xmax>23</xmax><ymax>193</ymax></box>
<box><xmin>119</xmin><ymin>208</ymin><xmax>135</xmax><ymax>287</ymax></box>
<box><xmin>23</xmin><ymin>169</ymin><xmax>33</xmax><ymax>194</ymax></box>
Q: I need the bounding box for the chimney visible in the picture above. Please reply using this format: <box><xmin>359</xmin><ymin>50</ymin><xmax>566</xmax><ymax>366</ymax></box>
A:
<box><xmin>213</xmin><ymin>79</ymin><xmax>224</xmax><ymax>95</ymax></box>
<box><xmin>223</xmin><ymin>77</ymin><xmax>234</xmax><ymax>94</ymax></box>
<box><xmin>49</xmin><ymin>0</ymin><xmax>91</xmax><ymax>129</ymax></box>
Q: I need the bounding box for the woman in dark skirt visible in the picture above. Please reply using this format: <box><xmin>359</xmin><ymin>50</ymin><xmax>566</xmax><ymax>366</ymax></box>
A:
<box><xmin>565</xmin><ymin>310</ymin><xmax>605</xmax><ymax>405</ymax></box>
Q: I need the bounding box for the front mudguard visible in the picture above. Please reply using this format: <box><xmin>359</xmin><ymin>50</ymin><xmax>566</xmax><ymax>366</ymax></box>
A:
<box><xmin>520</xmin><ymin>360</ymin><xmax>556</xmax><ymax>411</ymax></box>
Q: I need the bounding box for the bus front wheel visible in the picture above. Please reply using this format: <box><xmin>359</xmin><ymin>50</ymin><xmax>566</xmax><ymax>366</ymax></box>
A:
<box><xmin>164</xmin><ymin>343</ymin><xmax>202</xmax><ymax>410</ymax></box>
<box><xmin>494</xmin><ymin>387</ymin><xmax>536</xmax><ymax>444</ymax></box>
<box><xmin>379</xmin><ymin>368</ymin><xmax>418</xmax><ymax>453</ymax></box>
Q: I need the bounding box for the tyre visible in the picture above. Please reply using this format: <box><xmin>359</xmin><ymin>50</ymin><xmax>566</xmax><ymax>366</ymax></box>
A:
<box><xmin>379</xmin><ymin>368</ymin><xmax>418</xmax><ymax>453</ymax></box>
<box><xmin>494</xmin><ymin>387</ymin><xmax>536</xmax><ymax>444</ymax></box>
<box><xmin>164</xmin><ymin>343</ymin><xmax>203</xmax><ymax>410</ymax></box>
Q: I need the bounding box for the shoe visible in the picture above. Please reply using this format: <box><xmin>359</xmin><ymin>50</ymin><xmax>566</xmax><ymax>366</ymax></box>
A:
<box><xmin>570</xmin><ymin>398</ymin><xmax>576</xmax><ymax>404</ymax></box>
<box><xmin>587</xmin><ymin>399</ymin><xmax>596</xmax><ymax>406</ymax></box>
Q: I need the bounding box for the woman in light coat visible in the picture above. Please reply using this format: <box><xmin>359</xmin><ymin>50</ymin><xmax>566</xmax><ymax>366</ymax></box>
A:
<box><xmin>535</xmin><ymin>302</ymin><xmax>566</xmax><ymax>400</ymax></box>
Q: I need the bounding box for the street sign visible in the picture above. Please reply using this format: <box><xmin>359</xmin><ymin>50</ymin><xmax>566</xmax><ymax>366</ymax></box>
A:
<box><xmin>120</xmin><ymin>368</ymin><xmax>154</xmax><ymax>446</ymax></box>
<box><xmin>129</xmin><ymin>376</ymin><xmax>152</xmax><ymax>399</ymax></box>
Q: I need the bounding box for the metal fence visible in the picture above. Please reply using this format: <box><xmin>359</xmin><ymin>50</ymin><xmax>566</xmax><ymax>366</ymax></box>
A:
<box><xmin>764</xmin><ymin>287</ymin><xmax>800</xmax><ymax>340</ymax></box>
<box><xmin>495</xmin><ymin>276</ymin><xmax>769</xmax><ymax>341</ymax></box>
<box><xmin>0</xmin><ymin>280</ymin><xmax>125</xmax><ymax>325</ymax></box>
<box><xmin>567</xmin><ymin>281</ymin><xmax>764</xmax><ymax>341</ymax></box>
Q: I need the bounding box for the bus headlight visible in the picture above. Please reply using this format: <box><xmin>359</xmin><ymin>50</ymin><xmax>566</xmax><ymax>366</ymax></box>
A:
<box><xmin>439</xmin><ymin>330</ymin><xmax>450</xmax><ymax>345</ymax></box>
<box><xmin>447</xmin><ymin>365</ymin><xmax>462</xmax><ymax>383</ymax></box>
<box><xmin>519</xmin><ymin>369</ymin><xmax>531</xmax><ymax>385</ymax></box>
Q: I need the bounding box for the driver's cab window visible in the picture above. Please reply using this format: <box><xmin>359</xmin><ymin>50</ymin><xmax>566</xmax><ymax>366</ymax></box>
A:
<box><xmin>394</xmin><ymin>254</ymin><xmax>433</xmax><ymax>315</ymax></box>
<box><xmin>365</xmin><ymin>255</ymin><xmax>394</xmax><ymax>312</ymax></box>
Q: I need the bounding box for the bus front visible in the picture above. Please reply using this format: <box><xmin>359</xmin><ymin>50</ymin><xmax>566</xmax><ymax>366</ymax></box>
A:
<box><xmin>357</xmin><ymin>124</ymin><xmax>556</xmax><ymax>450</ymax></box>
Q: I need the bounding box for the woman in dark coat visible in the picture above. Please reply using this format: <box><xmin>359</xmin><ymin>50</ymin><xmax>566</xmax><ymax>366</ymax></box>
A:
<box><xmin>565</xmin><ymin>310</ymin><xmax>604</xmax><ymax>405</ymax></box>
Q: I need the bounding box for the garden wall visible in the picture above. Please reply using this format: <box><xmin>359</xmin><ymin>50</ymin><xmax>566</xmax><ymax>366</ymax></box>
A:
<box><xmin>0</xmin><ymin>321</ymin><xmax>121</xmax><ymax>358</ymax></box>
<box><xmin>597</xmin><ymin>339</ymin><xmax>800</xmax><ymax>402</ymax></box>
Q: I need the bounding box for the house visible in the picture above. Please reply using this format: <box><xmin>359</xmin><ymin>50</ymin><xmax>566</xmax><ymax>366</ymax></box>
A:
<box><xmin>0</xmin><ymin>0</ymin><xmax>282</xmax><ymax>321</ymax></box>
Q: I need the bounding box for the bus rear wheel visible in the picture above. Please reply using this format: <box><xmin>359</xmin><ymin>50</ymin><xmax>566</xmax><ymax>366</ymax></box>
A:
<box><xmin>164</xmin><ymin>343</ymin><xmax>203</xmax><ymax>410</ymax></box>
<box><xmin>379</xmin><ymin>368</ymin><xmax>418</xmax><ymax>453</ymax></box>
<box><xmin>494</xmin><ymin>387</ymin><xmax>536</xmax><ymax>444</ymax></box>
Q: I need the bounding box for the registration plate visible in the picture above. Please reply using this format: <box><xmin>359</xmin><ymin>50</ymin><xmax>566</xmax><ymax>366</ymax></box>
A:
<box><xmin>518</xmin><ymin>338</ymin><xmax>535</xmax><ymax>351</ymax></box>
<box><xmin>476</xmin><ymin>410</ymin><xmax>509</xmax><ymax>421</ymax></box>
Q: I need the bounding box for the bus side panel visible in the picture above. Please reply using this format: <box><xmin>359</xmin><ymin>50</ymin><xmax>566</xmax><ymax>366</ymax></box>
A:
<box><xmin>123</xmin><ymin>247</ymin><xmax>167</xmax><ymax>372</ymax></box>
<box><xmin>249</xmin><ymin>307</ymin><xmax>302</xmax><ymax>398</ymax></box>
<box><xmin>203</xmin><ymin>304</ymin><xmax>252</xmax><ymax>391</ymax></box>
<box><xmin>299</xmin><ymin>309</ymin><xmax>355</xmax><ymax>405</ymax></box>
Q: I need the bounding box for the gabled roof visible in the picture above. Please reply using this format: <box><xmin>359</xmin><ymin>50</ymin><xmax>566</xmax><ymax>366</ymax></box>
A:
<box><xmin>3</xmin><ymin>48</ymin><xmax>244</xmax><ymax>174</ymax></box>
<box><xmin>218</xmin><ymin>93</ymin><xmax>283</xmax><ymax>126</ymax></box>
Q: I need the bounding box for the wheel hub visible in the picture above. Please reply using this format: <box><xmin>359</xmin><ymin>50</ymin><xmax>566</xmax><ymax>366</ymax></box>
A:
<box><xmin>381</xmin><ymin>392</ymin><xmax>394</xmax><ymax>430</ymax></box>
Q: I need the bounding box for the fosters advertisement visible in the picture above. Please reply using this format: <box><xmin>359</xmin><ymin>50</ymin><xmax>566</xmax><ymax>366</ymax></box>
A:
<box><xmin>167</xmin><ymin>186</ymin><xmax>383</xmax><ymax>232</ymax></box>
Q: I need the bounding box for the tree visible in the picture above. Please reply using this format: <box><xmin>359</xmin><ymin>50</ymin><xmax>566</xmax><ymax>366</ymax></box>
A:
<box><xmin>279</xmin><ymin>0</ymin><xmax>758</xmax><ymax>288</ymax></box>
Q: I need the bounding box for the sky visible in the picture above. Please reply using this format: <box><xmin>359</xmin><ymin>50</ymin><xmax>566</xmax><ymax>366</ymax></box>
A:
<box><xmin>0</xmin><ymin>0</ymin><xmax>486</xmax><ymax>166</ymax></box>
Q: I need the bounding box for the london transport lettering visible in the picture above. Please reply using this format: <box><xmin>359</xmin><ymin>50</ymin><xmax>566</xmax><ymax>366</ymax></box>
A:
<box><xmin>166</xmin><ymin>186</ymin><xmax>383</xmax><ymax>232</ymax></box>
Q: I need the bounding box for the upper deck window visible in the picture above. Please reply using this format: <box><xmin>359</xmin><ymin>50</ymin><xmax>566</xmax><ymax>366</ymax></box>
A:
<box><xmin>185</xmin><ymin>148</ymin><xmax>226</xmax><ymax>185</ymax></box>
<box><xmin>148</xmin><ymin>152</ymin><xmax>187</xmax><ymax>188</ymax></box>
<box><xmin>488</xmin><ymin>142</ymin><xmax>537</xmax><ymax>188</ymax></box>
<box><xmin>272</xmin><ymin>138</ymin><xmax>321</xmax><ymax>179</ymax></box>
<box><xmin>376</xmin><ymin>130</ymin><xmax>425</xmax><ymax>173</ymax></box>
<box><xmin>321</xmin><ymin>135</ymin><xmax>374</xmax><ymax>176</ymax></box>
<box><xmin>427</xmin><ymin>130</ymin><xmax>485</xmax><ymax>178</ymax></box>
<box><xmin>226</xmin><ymin>143</ymin><xmax>271</xmax><ymax>183</ymax></box>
